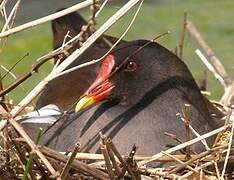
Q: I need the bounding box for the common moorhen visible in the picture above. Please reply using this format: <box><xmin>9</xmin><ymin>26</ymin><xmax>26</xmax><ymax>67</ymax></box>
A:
<box><xmin>24</xmin><ymin>40</ymin><xmax>217</xmax><ymax>155</ymax></box>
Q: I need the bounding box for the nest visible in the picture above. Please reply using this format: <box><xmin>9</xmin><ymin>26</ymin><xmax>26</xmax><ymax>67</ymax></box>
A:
<box><xmin>0</xmin><ymin>120</ymin><xmax>233</xmax><ymax>179</ymax></box>
<box><xmin>0</xmin><ymin>0</ymin><xmax>234</xmax><ymax>179</ymax></box>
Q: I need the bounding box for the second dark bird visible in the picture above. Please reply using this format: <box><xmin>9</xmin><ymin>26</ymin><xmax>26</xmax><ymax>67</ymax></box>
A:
<box><xmin>36</xmin><ymin>10</ymin><xmax>126</xmax><ymax>110</ymax></box>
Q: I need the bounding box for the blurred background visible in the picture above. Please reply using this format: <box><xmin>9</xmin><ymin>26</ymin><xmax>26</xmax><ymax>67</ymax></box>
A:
<box><xmin>0</xmin><ymin>0</ymin><xmax>234</xmax><ymax>104</ymax></box>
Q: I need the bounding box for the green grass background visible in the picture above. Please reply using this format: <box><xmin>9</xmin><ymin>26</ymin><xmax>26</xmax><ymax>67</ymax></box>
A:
<box><xmin>1</xmin><ymin>0</ymin><xmax>234</xmax><ymax>104</ymax></box>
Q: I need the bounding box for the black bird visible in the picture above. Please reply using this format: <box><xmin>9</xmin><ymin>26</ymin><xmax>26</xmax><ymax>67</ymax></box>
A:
<box><xmin>24</xmin><ymin>40</ymin><xmax>217</xmax><ymax>155</ymax></box>
<box><xmin>36</xmin><ymin>10</ymin><xmax>126</xmax><ymax>110</ymax></box>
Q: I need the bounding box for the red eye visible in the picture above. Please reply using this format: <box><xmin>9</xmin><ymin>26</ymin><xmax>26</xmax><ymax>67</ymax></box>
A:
<box><xmin>125</xmin><ymin>61</ymin><xmax>138</xmax><ymax>72</ymax></box>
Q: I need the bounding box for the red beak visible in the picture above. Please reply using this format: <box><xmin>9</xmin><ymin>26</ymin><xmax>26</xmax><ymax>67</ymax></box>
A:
<box><xmin>75</xmin><ymin>55</ymin><xmax>115</xmax><ymax>112</ymax></box>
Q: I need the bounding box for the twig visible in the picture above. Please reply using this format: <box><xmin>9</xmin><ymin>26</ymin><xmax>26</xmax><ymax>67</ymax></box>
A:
<box><xmin>77</xmin><ymin>0</ymin><xmax>100</xmax><ymax>46</ymax></box>
<box><xmin>161</xmin><ymin>151</ymin><xmax>197</xmax><ymax>173</ymax></box>
<box><xmin>221</xmin><ymin>81</ymin><xmax>234</xmax><ymax>106</ymax></box>
<box><xmin>0</xmin><ymin>0</ymin><xmax>8</xmax><ymax>12</ymax></box>
<box><xmin>178</xmin><ymin>10</ymin><xmax>187</xmax><ymax>59</ymax></box>
<box><xmin>100</xmin><ymin>135</ymin><xmax>120</xmax><ymax>175</ymax></box>
<box><xmin>0</xmin><ymin>53</ymin><xmax>29</xmax><ymax>81</ymax></box>
<box><xmin>60</xmin><ymin>143</ymin><xmax>81</xmax><ymax>180</ymax></box>
<box><xmin>59</xmin><ymin>152</ymin><xmax>227</xmax><ymax>162</ymax></box>
<box><xmin>1</xmin><ymin>64</ymin><xmax>27</xmax><ymax>96</ymax></box>
<box><xmin>168</xmin><ymin>145</ymin><xmax>226</xmax><ymax>174</ymax></box>
<box><xmin>61</xmin><ymin>31</ymin><xmax>71</xmax><ymax>49</ymax></box>
<box><xmin>7</xmin><ymin>130</ymin><xmax>30</xmax><ymax>175</ymax></box>
<box><xmin>221</xmin><ymin>111</ymin><xmax>234</xmax><ymax>178</ymax></box>
<box><xmin>182</xmin><ymin>104</ymin><xmax>193</xmax><ymax>157</ymax></box>
<box><xmin>124</xmin><ymin>145</ymin><xmax>141</xmax><ymax>180</ymax></box>
<box><xmin>95</xmin><ymin>0</ymin><xmax>108</xmax><ymax>17</ymax></box>
<box><xmin>0</xmin><ymin>65</ymin><xmax>17</xmax><ymax>79</ymax></box>
<box><xmin>164</xmin><ymin>131</ymin><xmax>194</xmax><ymax>154</ymax></box>
<box><xmin>0</xmin><ymin>0</ymin><xmax>21</xmax><ymax>33</ymax></box>
<box><xmin>0</xmin><ymin>72</ymin><xmax>8</xmax><ymax>111</ymax></box>
<box><xmin>138</xmin><ymin>125</ymin><xmax>227</xmax><ymax>166</ymax></box>
<box><xmin>186</xmin><ymin>20</ymin><xmax>232</xmax><ymax>87</ymax></box>
<box><xmin>195</xmin><ymin>49</ymin><xmax>227</xmax><ymax>89</ymax></box>
<box><xmin>179</xmin><ymin>160</ymin><xmax>216</xmax><ymax>179</ymax></box>
<box><xmin>100</xmin><ymin>134</ymin><xmax>115</xmax><ymax>179</ymax></box>
<box><xmin>164</xmin><ymin>131</ymin><xmax>184</xmax><ymax>144</ymax></box>
<box><xmin>177</xmin><ymin>111</ymin><xmax>210</xmax><ymax>150</ymax></box>
<box><xmin>106</xmin><ymin>140</ymin><xmax>120</xmax><ymax>175</ymax></box>
<box><xmin>1</xmin><ymin>7</ymin><xmax>9</xmax><ymax>29</ymax></box>
<box><xmin>40</xmin><ymin>146</ymin><xmax>109</xmax><ymax>180</ymax></box>
<box><xmin>0</xmin><ymin>0</ymin><xmax>94</xmax><ymax>39</ymax></box>
<box><xmin>8</xmin><ymin>118</ymin><xmax>58</xmax><ymax>177</ymax></box>
<box><xmin>107</xmin><ymin>139</ymin><xmax>125</xmax><ymax>165</ymax></box>
<box><xmin>0</xmin><ymin>43</ymin><xmax>70</xmax><ymax>97</ymax></box>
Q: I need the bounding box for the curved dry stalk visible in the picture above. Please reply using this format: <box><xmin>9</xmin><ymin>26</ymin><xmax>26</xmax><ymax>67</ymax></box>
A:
<box><xmin>8</xmin><ymin>118</ymin><xmax>58</xmax><ymax>177</ymax></box>
<box><xmin>1</xmin><ymin>0</ymin><xmax>21</xmax><ymax>33</ymax></box>
<box><xmin>137</xmin><ymin>125</ymin><xmax>228</xmax><ymax>167</ymax></box>
<box><xmin>196</xmin><ymin>49</ymin><xmax>226</xmax><ymax>89</ymax></box>
<box><xmin>186</xmin><ymin>20</ymin><xmax>232</xmax><ymax>88</ymax></box>
<box><xmin>221</xmin><ymin>115</ymin><xmax>234</xmax><ymax>178</ymax></box>
<box><xmin>0</xmin><ymin>0</ymin><xmax>93</xmax><ymax>39</ymax></box>
<box><xmin>0</xmin><ymin>0</ymin><xmax>8</xmax><ymax>12</ymax></box>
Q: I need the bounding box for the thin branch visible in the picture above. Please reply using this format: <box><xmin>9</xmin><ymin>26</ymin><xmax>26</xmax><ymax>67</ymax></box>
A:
<box><xmin>40</xmin><ymin>145</ymin><xmax>109</xmax><ymax>180</ymax></box>
<box><xmin>0</xmin><ymin>53</ymin><xmax>28</xmax><ymax>81</ymax></box>
<box><xmin>0</xmin><ymin>64</ymin><xmax>27</xmax><ymax>96</ymax></box>
<box><xmin>138</xmin><ymin>125</ymin><xmax>228</xmax><ymax>167</ymax></box>
<box><xmin>8</xmin><ymin>118</ymin><xmax>58</xmax><ymax>177</ymax></box>
<box><xmin>179</xmin><ymin>160</ymin><xmax>216</xmax><ymax>179</ymax></box>
<box><xmin>161</xmin><ymin>151</ymin><xmax>197</xmax><ymax>173</ymax></box>
<box><xmin>1</xmin><ymin>7</ymin><xmax>9</xmax><ymax>29</ymax></box>
<box><xmin>1</xmin><ymin>0</ymin><xmax>21</xmax><ymax>33</ymax></box>
<box><xmin>59</xmin><ymin>152</ymin><xmax>225</xmax><ymax>162</ymax></box>
<box><xmin>182</xmin><ymin>104</ymin><xmax>193</xmax><ymax>157</ymax></box>
<box><xmin>186</xmin><ymin>20</ymin><xmax>232</xmax><ymax>87</ymax></box>
<box><xmin>60</xmin><ymin>143</ymin><xmax>81</xmax><ymax>180</ymax></box>
<box><xmin>221</xmin><ymin>113</ymin><xmax>234</xmax><ymax>178</ymax></box>
<box><xmin>195</xmin><ymin>49</ymin><xmax>226</xmax><ymax>89</ymax></box>
<box><xmin>100</xmin><ymin>137</ymin><xmax>115</xmax><ymax>179</ymax></box>
<box><xmin>0</xmin><ymin>0</ymin><xmax>93</xmax><ymax>39</ymax></box>
<box><xmin>168</xmin><ymin>145</ymin><xmax>226</xmax><ymax>174</ymax></box>
<box><xmin>0</xmin><ymin>39</ymin><xmax>73</xmax><ymax>97</ymax></box>
<box><xmin>178</xmin><ymin>10</ymin><xmax>187</xmax><ymax>59</ymax></box>
<box><xmin>221</xmin><ymin>81</ymin><xmax>234</xmax><ymax>106</ymax></box>
<box><xmin>177</xmin><ymin>111</ymin><xmax>210</xmax><ymax>150</ymax></box>
<box><xmin>1</xmin><ymin>65</ymin><xmax>17</xmax><ymax>79</ymax></box>
<box><xmin>0</xmin><ymin>0</ymin><xmax>8</xmax><ymax>12</ymax></box>
<box><xmin>95</xmin><ymin>0</ymin><xmax>108</xmax><ymax>17</ymax></box>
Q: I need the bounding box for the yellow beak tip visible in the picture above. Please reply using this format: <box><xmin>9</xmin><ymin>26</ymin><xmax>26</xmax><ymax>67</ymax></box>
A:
<box><xmin>75</xmin><ymin>96</ymin><xmax>95</xmax><ymax>112</ymax></box>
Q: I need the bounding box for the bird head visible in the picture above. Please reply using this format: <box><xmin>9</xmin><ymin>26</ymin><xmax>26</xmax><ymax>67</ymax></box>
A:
<box><xmin>75</xmin><ymin>40</ymin><xmax>199</xmax><ymax>112</ymax></box>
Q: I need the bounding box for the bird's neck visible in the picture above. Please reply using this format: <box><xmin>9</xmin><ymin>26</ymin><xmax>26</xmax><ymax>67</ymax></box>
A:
<box><xmin>118</xmin><ymin>75</ymin><xmax>199</xmax><ymax>107</ymax></box>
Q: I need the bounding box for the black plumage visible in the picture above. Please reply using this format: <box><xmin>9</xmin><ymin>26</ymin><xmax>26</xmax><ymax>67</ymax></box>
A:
<box><xmin>24</xmin><ymin>40</ymin><xmax>217</xmax><ymax>155</ymax></box>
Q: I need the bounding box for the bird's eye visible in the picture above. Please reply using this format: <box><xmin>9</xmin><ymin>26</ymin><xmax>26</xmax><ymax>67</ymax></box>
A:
<box><xmin>125</xmin><ymin>61</ymin><xmax>138</xmax><ymax>72</ymax></box>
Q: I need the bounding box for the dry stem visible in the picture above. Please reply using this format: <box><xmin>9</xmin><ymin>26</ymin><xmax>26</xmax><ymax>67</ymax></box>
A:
<box><xmin>0</xmin><ymin>0</ymin><xmax>94</xmax><ymax>39</ymax></box>
<box><xmin>186</xmin><ymin>20</ymin><xmax>232</xmax><ymax>88</ymax></box>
